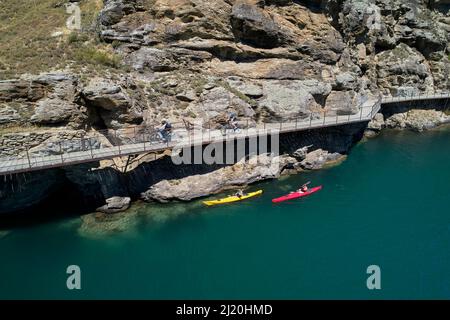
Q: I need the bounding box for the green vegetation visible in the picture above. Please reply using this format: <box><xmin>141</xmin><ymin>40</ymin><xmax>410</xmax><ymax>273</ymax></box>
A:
<box><xmin>192</xmin><ymin>77</ymin><xmax>208</xmax><ymax>95</ymax></box>
<box><xmin>73</xmin><ymin>46</ymin><xmax>121</xmax><ymax>68</ymax></box>
<box><xmin>0</xmin><ymin>124</ymin><xmax>42</xmax><ymax>134</ymax></box>
<box><xmin>215</xmin><ymin>79</ymin><xmax>258</xmax><ymax>107</ymax></box>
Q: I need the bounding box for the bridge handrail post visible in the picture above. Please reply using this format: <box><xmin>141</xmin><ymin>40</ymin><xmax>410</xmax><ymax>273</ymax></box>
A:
<box><xmin>323</xmin><ymin>111</ymin><xmax>326</xmax><ymax>126</ymax></box>
<box><xmin>295</xmin><ymin>117</ymin><xmax>298</xmax><ymax>129</ymax></box>
<box><xmin>89</xmin><ymin>138</ymin><xmax>94</xmax><ymax>159</ymax></box>
<box><xmin>115</xmin><ymin>130</ymin><xmax>121</xmax><ymax>156</ymax></box>
<box><xmin>336</xmin><ymin>111</ymin><xmax>338</xmax><ymax>124</ymax></box>
<box><xmin>26</xmin><ymin>147</ymin><xmax>31</xmax><ymax>169</ymax></box>
<box><xmin>309</xmin><ymin>113</ymin><xmax>312</xmax><ymax>128</ymax></box>
<box><xmin>359</xmin><ymin>105</ymin><xmax>363</xmax><ymax>120</ymax></box>
<box><xmin>279</xmin><ymin>121</ymin><xmax>282</xmax><ymax>131</ymax></box>
<box><xmin>59</xmin><ymin>141</ymin><xmax>64</xmax><ymax>163</ymax></box>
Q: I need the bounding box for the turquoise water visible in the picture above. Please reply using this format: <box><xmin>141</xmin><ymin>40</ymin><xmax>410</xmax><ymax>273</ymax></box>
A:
<box><xmin>1</xmin><ymin>129</ymin><xmax>450</xmax><ymax>299</ymax></box>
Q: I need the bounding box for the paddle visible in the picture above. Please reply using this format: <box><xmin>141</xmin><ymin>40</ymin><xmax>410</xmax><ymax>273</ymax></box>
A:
<box><xmin>290</xmin><ymin>181</ymin><xmax>311</xmax><ymax>194</ymax></box>
<box><xmin>301</xmin><ymin>181</ymin><xmax>311</xmax><ymax>188</ymax></box>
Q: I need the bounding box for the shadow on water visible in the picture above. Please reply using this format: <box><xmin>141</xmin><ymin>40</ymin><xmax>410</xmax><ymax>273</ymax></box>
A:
<box><xmin>0</xmin><ymin>183</ymin><xmax>93</xmax><ymax>231</ymax></box>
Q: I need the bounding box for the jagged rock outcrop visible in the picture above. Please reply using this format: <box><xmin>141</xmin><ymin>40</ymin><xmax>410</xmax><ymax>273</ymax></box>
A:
<box><xmin>82</xmin><ymin>77</ymin><xmax>144</xmax><ymax>128</ymax></box>
<box><xmin>295</xmin><ymin>148</ymin><xmax>345</xmax><ymax>170</ymax></box>
<box><xmin>0</xmin><ymin>73</ymin><xmax>87</xmax><ymax>129</ymax></box>
<box><xmin>141</xmin><ymin>153</ymin><xmax>295</xmax><ymax>202</ymax></box>
<box><xmin>385</xmin><ymin>109</ymin><xmax>450</xmax><ymax>131</ymax></box>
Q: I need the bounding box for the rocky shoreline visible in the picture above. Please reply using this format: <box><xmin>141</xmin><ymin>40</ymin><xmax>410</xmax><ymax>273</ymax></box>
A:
<box><xmin>2</xmin><ymin>0</ymin><xmax>450</xmax><ymax>223</ymax></box>
<box><xmin>366</xmin><ymin>109</ymin><xmax>450</xmax><ymax>137</ymax></box>
<box><xmin>95</xmin><ymin>107</ymin><xmax>450</xmax><ymax>214</ymax></box>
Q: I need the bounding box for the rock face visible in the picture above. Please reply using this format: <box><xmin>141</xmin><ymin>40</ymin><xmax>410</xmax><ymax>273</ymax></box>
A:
<box><xmin>3</xmin><ymin>0</ymin><xmax>449</xmax><ymax>135</ymax></box>
<box><xmin>368</xmin><ymin>112</ymin><xmax>385</xmax><ymax>130</ymax></box>
<box><xmin>366</xmin><ymin>109</ymin><xmax>450</xmax><ymax>132</ymax></box>
<box><xmin>384</xmin><ymin>109</ymin><xmax>450</xmax><ymax>131</ymax></box>
<box><xmin>2</xmin><ymin>0</ymin><xmax>450</xmax><ymax>214</ymax></box>
<box><xmin>142</xmin><ymin>153</ymin><xmax>293</xmax><ymax>202</ymax></box>
<box><xmin>82</xmin><ymin>77</ymin><xmax>144</xmax><ymax>128</ymax></box>
<box><xmin>230</xmin><ymin>2</ymin><xmax>286</xmax><ymax>49</ymax></box>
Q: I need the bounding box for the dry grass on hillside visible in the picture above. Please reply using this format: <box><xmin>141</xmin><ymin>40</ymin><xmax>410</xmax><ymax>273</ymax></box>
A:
<box><xmin>0</xmin><ymin>0</ymin><xmax>121</xmax><ymax>80</ymax></box>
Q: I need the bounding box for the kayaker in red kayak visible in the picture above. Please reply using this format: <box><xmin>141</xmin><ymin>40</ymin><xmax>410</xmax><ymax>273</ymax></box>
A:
<box><xmin>272</xmin><ymin>182</ymin><xmax>322</xmax><ymax>203</ymax></box>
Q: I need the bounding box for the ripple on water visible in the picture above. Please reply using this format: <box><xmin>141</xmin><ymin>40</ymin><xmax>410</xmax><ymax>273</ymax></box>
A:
<box><xmin>0</xmin><ymin>230</ymin><xmax>11</xmax><ymax>239</ymax></box>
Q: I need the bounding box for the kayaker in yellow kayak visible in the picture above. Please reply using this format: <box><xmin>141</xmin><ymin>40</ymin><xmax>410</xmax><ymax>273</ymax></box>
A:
<box><xmin>235</xmin><ymin>189</ymin><xmax>246</xmax><ymax>198</ymax></box>
<box><xmin>203</xmin><ymin>190</ymin><xmax>263</xmax><ymax>206</ymax></box>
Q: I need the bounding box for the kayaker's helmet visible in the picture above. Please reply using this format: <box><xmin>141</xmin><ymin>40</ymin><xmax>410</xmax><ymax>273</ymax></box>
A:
<box><xmin>161</xmin><ymin>120</ymin><xmax>167</xmax><ymax>125</ymax></box>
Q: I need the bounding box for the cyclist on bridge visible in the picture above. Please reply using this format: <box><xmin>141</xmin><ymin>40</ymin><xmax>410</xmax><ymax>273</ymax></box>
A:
<box><xmin>157</xmin><ymin>120</ymin><xmax>172</xmax><ymax>142</ymax></box>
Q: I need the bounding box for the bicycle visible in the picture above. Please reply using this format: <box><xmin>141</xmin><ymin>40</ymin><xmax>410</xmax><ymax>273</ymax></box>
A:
<box><xmin>220</xmin><ymin>123</ymin><xmax>241</xmax><ymax>135</ymax></box>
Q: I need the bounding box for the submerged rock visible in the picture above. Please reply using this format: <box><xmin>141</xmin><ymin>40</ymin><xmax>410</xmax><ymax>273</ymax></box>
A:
<box><xmin>78</xmin><ymin>210</ymin><xmax>138</xmax><ymax>238</ymax></box>
<box><xmin>96</xmin><ymin>196</ymin><xmax>131</xmax><ymax>214</ymax></box>
<box><xmin>0</xmin><ymin>230</ymin><xmax>11</xmax><ymax>239</ymax></box>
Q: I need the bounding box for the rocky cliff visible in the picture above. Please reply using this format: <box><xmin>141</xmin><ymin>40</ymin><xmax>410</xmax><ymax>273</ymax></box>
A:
<box><xmin>1</xmin><ymin>0</ymin><xmax>450</xmax><ymax>213</ymax></box>
<box><xmin>1</xmin><ymin>0</ymin><xmax>449</xmax><ymax>141</ymax></box>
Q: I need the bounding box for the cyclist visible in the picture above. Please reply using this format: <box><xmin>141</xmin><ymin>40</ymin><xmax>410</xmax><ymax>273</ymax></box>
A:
<box><xmin>157</xmin><ymin>120</ymin><xmax>172</xmax><ymax>142</ymax></box>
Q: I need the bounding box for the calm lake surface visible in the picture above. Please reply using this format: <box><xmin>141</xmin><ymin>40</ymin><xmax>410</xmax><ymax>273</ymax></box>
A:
<box><xmin>1</xmin><ymin>129</ymin><xmax>450</xmax><ymax>299</ymax></box>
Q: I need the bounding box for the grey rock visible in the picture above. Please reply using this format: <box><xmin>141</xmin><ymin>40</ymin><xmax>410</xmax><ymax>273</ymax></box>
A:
<box><xmin>375</xmin><ymin>43</ymin><xmax>434</xmax><ymax>94</ymax></box>
<box><xmin>142</xmin><ymin>154</ymin><xmax>290</xmax><ymax>202</ymax></box>
<box><xmin>83</xmin><ymin>78</ymin><xmax>129</xmax><ymax>110</ymax></box>
<box><xmin>325</xmin><ymin>91</ymin><xmax>359</xmax><ymax>115</ymax></box>
<box><xmin>98</xmin><ymin>0</ymin><xmax>140</xmax><ymax>26</ymax></box>
<box><xmin>226</xmin><ymin>77</ymin><xmax>263</xmax><ymax>98</ymax></box>
<box><xmin>385</xmin><ymin>109</ymin><xmax>450</xmax><ymax>131</ymax></box>
<box><xmin>30</xmin><ymin>98</ymin><xmax>82</xmax><ymax>125</ymax></box>
<box><xmin>197</xmin><ymin>86</ymin><xmax>255</xmax><ymax>120</ymax></box>
<box><xmin>176</xmin><ymin>90</ymin><xmax>197</xmax><ymax>102</ymax></box>
<box><xmin>230</xmin><ymin>3</ymin><xmax>285</xmax><ymax>49</ymax></box>
<box><xmin>96</xmin><ymin>196</ymin><xmax>131</xmax><ymax>214</ymax></box>
<box><xmin>298</xmin><ymin>149</ymin><xmax>344</xmax><ymax>170</ymax></box>
<box><xmin>292</xmin><ymin>145</ymin><xmax>313</xmax><ymax>161</ymax></box>
<box><xmin>367</xmin><ymin>113</ymin><xmax>385</xmax><ymax>131</ymax></box>
<box><xmin>0</xmin><ymin>106</ymin><xmax>21</xmax><ymax>124</ymax></box>
<box><xmin>335</xmin><ymin>72</ymin><xmax>358</xmax><ymax>90</ymax></box>
<box><xmin>259</xmin><ymin>81</ymin><xmax>322</xmax><ymax>119</ymax></box>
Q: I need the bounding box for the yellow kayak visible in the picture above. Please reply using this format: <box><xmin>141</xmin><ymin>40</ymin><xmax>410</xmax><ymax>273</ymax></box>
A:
<box><xmin>203</xmin><ymin>190</ymin><xmax>263</xmax><ymax>206</ymax></box>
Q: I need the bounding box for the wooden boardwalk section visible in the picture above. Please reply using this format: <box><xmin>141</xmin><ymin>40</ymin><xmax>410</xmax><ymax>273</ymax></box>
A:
<box><xmin>0</xmin><ymin>92</ymin><xmax>448</xmax><ymax>175</ymax></box>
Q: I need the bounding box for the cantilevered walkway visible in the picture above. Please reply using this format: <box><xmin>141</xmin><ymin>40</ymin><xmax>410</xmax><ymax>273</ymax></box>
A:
<box><xmin>1</xmin><ymin>92</ymin><xmax>449</xmax><ymax>175</ymax></box>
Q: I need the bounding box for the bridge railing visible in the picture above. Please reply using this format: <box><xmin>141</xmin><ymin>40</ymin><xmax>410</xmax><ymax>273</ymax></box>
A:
<box><xmin>381</xmin><ymin>90</ymin><xmax>450</xmax><ymax>104</ymax></box>
<box><xmin>0</xmin><ymin>96</ymin><xmax>381</xmax><ymax>173</ymax></box>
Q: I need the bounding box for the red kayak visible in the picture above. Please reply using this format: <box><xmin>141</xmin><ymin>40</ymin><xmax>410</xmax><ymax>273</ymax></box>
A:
<box><xmin>272</xmin><ymin>186</ymin><xmax>322</xmax><ymax>203</ymax></box>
